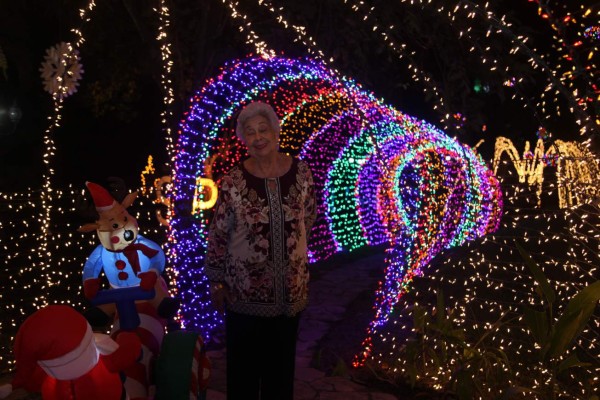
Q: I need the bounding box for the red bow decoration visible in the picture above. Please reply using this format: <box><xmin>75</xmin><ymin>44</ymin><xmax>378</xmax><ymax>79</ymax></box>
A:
<box><xmin>122</xmin><ymin>243</ymin><xmax>159</xmax><ymax>275</ymax></box>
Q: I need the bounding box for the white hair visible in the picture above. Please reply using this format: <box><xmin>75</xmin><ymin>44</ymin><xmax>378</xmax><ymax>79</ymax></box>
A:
<box><xmin>235</xmin><ymin>102</ymin><xmax>281</xmax><ymax>140</ymax></box>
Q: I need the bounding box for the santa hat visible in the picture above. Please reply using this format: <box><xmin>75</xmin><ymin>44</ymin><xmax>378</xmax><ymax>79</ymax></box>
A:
<box><xmin>86</xmin><ymin>181</ymin><xmax>117</xmax><ymax>212</ymax></box>
<box><xmin>9</xmin><ymin>305</ymin><xmax>99</xmax><ymax>391</ymax></box>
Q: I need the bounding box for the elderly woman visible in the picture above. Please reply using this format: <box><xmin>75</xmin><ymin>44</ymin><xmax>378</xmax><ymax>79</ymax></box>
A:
<box><xmin>206</xmin><ymin>101</ymin><xmax>316</xmax><ymax>400</ymax></box>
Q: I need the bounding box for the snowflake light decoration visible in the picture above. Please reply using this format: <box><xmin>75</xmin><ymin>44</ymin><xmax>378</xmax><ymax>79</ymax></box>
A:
<box><xmin>39</xmin><ymin>42</ymin><xmax>84</xmax><ymax>99</ymax></box>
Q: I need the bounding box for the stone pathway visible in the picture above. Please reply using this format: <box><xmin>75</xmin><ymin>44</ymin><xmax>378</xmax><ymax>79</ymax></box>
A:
<box><xmin>205</xmin><ymin>249</ymin><xmax>400</xmax><ymax>399</ymax></box>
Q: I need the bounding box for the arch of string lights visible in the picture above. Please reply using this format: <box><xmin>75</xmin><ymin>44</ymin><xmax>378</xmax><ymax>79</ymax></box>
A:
<box><xmin>171</xmin><ymin>55</ymin><xmax>503</xmax><ymax>339</ymax></box>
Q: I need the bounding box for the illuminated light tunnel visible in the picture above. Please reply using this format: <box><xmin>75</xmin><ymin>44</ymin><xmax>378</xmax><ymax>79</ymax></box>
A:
<box><xmin>171</xmin><ymin>55</ymin><xmax>503</xmax><ymax>348</ymax></box>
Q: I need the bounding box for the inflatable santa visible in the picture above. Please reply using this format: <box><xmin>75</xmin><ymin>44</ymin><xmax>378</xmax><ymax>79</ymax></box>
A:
<box><xmin>0</xmin><ymin>305</ymin><xmax>141</xmax><ymax>400</ymax></box>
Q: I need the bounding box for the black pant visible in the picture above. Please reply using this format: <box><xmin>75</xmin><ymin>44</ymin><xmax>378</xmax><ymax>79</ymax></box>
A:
<box><xmin>226</xmin><ymin>311</ymin><xmax>301</xmax><ymax>400</ymax></box>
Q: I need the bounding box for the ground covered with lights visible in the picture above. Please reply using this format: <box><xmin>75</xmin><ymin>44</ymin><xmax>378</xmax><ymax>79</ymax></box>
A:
<box><xmin>322</xmin><ymin>198</ymin><xmax>600</xmax><ymax>399</ymax></box>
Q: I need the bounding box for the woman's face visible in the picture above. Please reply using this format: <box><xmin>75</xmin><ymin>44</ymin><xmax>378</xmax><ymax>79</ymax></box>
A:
<box><xmin>242</xmin><ymin>114</ymin><xmax>278</xmax><ymax>158</ymax></box>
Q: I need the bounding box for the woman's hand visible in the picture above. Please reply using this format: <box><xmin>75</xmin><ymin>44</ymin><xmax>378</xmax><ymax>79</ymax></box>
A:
<box><xmin>210</xmin><ymin>282</ymin><xmax>233</xmax><ymax>314</ymax></box>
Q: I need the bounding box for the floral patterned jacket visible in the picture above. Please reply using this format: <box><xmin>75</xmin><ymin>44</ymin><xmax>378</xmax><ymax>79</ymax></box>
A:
<box><xmin>206</xmin><ymin>158</ymin><xmax>316</xmax><ymax>317</ymax></box>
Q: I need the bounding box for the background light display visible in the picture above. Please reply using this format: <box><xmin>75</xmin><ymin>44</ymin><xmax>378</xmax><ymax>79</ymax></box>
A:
<box><xmin>1</xmin><ymin>3</ymin><xmax>597</xmax><ymax>396</ymax></box>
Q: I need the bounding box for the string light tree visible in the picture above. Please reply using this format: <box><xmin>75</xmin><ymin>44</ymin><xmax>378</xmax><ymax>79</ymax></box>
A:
<box><xmin>37</xmin><ymin>40</ymin><xmax>84</xmax><ymax>294</ymax></box>
<box><xmin>0</xmin><ymin>2</ymin><xmax>94</xmax><ymax>374</ymax></box>
<box><xmin>0</xmin><ymin>0</ymin><xmax>179</xmax><ymax>375</ymax></box>
<box><xmin>0</xmin><ymin>37</ymin><xmax>87</xmax><ymax>373</ymax></box>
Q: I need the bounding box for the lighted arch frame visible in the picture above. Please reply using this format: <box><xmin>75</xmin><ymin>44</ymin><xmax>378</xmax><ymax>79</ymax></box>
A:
<box><xmin>172</xmin><ymin>55</ymin><xmax>502</xmax><ymax>339</ymax></box>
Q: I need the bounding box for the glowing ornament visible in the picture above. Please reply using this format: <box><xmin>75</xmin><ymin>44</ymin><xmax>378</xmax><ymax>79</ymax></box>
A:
<box><xmin>39</xmin><ymin>42</ymin><xmax>84</xmax><ymax>99</ymax></box>
<box><xmin>192</xmin><ymin>178</ymin><xmax>218</xmax><ymax>212</ymax></box>
<box><xmin>584</xmin><ymin>26</ymin><xmax>600</xmax><ymax>40</ymax></box>
<box><xmin>536</xmin><ymin>126</ymin><xmax>550</xmax><ymax>141</ymax></box>
<box><xmin>140</xmin><ymin>155</ymin><xmax>156</xmax><ymax>194</ymax></box>
<box><xmin>542</xmin><ymin>153</ymin><xmax>559</xmax><ymax>167</ymax></box>
<box><xmin>452</xmin><ymin>113</ymin><xmax>466</xmax><ymax>129</ymax></box>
